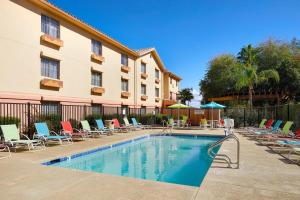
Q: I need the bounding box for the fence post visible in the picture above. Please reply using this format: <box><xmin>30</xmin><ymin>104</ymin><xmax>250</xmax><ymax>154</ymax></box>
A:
<box><xmin>27</xmin><ymin>102</ymin><xmax>31</xmax><ymax>137</ymax></box>
<box><xmin>287</xmin><ymin>103</ymin><xmax>290</xmax><ymax>121</ymax></box>
<box><xmin>84</xmin><ymin>105</ymin><xmax>87</xmax><ymax>119</ymax></box>
<box><xmin>243</xmin><ymin>108</ymin><xmax>246</xmax><ymax>127</ymax></box>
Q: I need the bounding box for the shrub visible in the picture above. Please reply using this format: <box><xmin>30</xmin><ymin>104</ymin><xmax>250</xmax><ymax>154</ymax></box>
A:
<box><xmin>0</xmin><ymin>116</ymin><xmax>20</xmax><ymax>126</ymax></box>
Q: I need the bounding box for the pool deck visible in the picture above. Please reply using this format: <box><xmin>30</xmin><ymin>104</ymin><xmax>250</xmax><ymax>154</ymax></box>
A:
<box><xmin>0</xmin><ymin>128</ymin><xmax>299</xmax><ymax>200</ymax></box>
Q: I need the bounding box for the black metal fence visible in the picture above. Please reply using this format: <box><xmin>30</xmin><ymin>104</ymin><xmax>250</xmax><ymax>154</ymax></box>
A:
<box><xmin>0</xmin><ymin>102</ymin><xmax>162</xmax><ymax>137</ymax></box>
<box><xmin>223</xmin><ymin>104</ymin><xmax>300</xmax><ymax>130</ymax></box>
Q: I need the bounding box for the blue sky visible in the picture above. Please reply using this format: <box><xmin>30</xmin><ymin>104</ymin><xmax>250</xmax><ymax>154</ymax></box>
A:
<box><xmin>50</xmin><ymin>0</ymin><xmax>300</xmax><ymax>106</ymax></box>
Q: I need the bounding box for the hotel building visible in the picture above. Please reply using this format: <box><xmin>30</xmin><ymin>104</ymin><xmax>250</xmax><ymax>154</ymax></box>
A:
<box><xmin>0</xmin><ymin>0</ymin><xmax>181</xmax><ymax>114</ymax></box>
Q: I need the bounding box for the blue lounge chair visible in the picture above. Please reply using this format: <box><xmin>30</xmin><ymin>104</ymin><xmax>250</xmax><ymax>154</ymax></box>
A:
<box><xmin>95</xmin><ymin>119</ymin><xmax>112</xmax><ymax>134</ymax></box>
<box><xmin>255</xmin><ymin>120</ymin><xmax>282</xmax><ymax>135</ymax></box>
<box><xmin>34</xmin><ymin>122</ymin><xmax>72</xmax><ymax>145</ymax></box>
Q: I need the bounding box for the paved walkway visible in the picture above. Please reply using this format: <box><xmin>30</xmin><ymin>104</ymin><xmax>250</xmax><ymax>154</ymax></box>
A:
<box><xmin>0</xmin><ymin>129</ymin><xmax>299</xmax><ymax>200</ymax></box>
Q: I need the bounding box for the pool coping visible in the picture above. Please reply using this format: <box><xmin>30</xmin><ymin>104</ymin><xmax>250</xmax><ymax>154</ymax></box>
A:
<box><xmin>42</xmin><ymin>133</ymin><xmax>224</xmax><ymax>166</ymax></box>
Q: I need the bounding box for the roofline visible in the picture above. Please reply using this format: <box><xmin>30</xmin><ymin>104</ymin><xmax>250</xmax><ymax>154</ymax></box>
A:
<box><xmin>29</xmin><ymin>0</ymin><xmax>138</xmax><ymax>57</ymax></box>
<box><xmin>166</xmin><ymin>71</ymin><xmax>182</xmax><ymax>81</ymax></box>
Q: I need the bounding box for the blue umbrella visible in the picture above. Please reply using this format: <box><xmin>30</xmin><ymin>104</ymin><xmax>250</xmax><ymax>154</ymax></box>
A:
<box><xmin>200</xmin><ymin>102</ymin><xmax>226</xmax><ymax>128</ymax></box>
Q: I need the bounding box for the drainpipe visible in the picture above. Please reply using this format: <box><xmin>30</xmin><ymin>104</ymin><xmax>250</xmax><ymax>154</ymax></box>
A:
<box><xmin>134</xmin><ymin>58</ymin><xmax>137</xmax><ymax>108</ymax></box>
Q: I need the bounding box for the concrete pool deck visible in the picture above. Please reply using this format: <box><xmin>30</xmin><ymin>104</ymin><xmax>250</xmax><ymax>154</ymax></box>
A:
<box><xmin>0</xmin><ymin>129</ymin><xmax>299</xmax><ymax>200</ymax></box>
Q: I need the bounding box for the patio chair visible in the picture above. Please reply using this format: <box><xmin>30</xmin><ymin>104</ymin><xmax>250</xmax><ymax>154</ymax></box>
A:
<box><xmin>61</xmin><ymin>121</ymin><xmax>90</xmax><ymax>140</ymax></box>
<box><xmin>255</xmin><ymin>120</ymin><xmax>282</xmax><ymax>136</ymax></box>
<box><xmin>199</xmin><ymin>118</ymin><xmax>210</xmax><ymax>129</ymax></box>
<box><xmin>181</xmin><ymin>115</ymin><xmax>190</xmax><ymax>127</ymax></box>
<box><xmin>80</xmin><ymin>120</ymin><xmax>104</xmax><ymax>137</ymax></box>
<box><xmin>123</xmin><ymin>117</ymin><xmax>136</xmax><ymax>131</ymax></box>
<box><xmin>257</xmin><ymin>121</ymin><xmax>294</xmax><ymax>142</ymax></box>
<box><xmin>112</xmin><ymin>118</ymin><xmax>129</xmax><ymax>132</ymax></box>
<box><xmin>0</xmin><ymin>124</ymin><xmax>44</xmax><ymax>151</ymax></box>
<box><xmin>131</xmin><ymin>117</ymin><xmax>151</xmax><ymax>129</ymax></box>
<box><xmin>34</xmin><ymin>122</ymin><xmax>72</xmax><ymax>145</ymax></box>
<box><xmin>95</xmin><ymin>119</ymin><xmax>112</xmax><ymax>135</ymax></box>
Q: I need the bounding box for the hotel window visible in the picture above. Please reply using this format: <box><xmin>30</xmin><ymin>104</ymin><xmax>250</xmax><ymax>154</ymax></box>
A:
<box><xmin>121</xmin><ymin>79</ymin><xmax>129</xmax><ymax>91</ymax></box>
<box><xmin>170</xmin><ymin>78</ymin><xmax>173</xmax><ymax>84</ymax></box>
<box><xmin>141</xmin><ymin>84</ymin><xmax>146</xmax><ymax>95</ymax></box>
<box><xmin>176</xmin><ymin>81</ymin><xmax>178</xmax><ymax>86</ymax></box>
<box><xmin>155</xmin><ymin>88</ymin><xmax>159</xmax><ymax>97</ymax></box>
<box><xmin>91</xmin><ymin>71</ymin><xmax>102</xmax><ymax>87</ymax></box>
<box><xmin>91</xmin><ymin>39</ymin><xmax>102</xmax><ymax>56</ymax></box>
<box><xmin>41</xmin><ymin>57</ymin><xmax>60</xmax><ymax>79</ymax></box>
<box><xmin>41</xmin><ymin>15</ymin><xmax>60</xmax><ymax>38</ymax></box>
<box><xmin>140</xmin><ymin>106</ymin><xmax>146</xmax><ymax>115</ymax></box>
<box><xmin>155</xmin><ymin>69</ymin><xmax>159</xmax><ymax>79</ymax></box>
<box><xmin>141</xmin><ymin>62</ymin><xmax>146</xmax><ymax>73</ymax></box>
<box><xmin>170</xmin><ymin>92</ymin><xmax>173</xmax><ymax>100</ymax></box>
<box><xmin>121</xmin><ymin>54</ymin><xmax>128</xmax><ymax>66</ymax></box>
<box><xmin>92</xmin><ymin>104</ymin><xmax>102</xmax><ymax>115</ymax></box>
<box><xmin>41</xmin><ymin>101</ymin><xmax>60</xmax><ymax>115</ymax></box>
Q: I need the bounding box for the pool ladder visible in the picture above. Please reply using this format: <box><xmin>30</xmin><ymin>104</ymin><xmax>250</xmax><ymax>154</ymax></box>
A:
<box><xmin>160</xmin><ymin>120</ymin><xmax>172</xmax><ymax>136</ymax></box>
<box><xmin>208</xmin><ymin>133</ymin><xmax>240</xmax><ymax>169</ymax></box>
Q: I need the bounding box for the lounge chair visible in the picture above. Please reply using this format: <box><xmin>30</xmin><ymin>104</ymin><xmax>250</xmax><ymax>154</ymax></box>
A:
<box><xmin>0</xmin><ymin>124</ymin><xmax>44</xmax><ymax>151</ymax></box>
<box><xmin>123</xmin><ymin>117</ymin><xmax>136</xmax><ymax>131</ymax></box>
<box><xmin>181</xmin><ymin>115</ymin><xmax>190</xmax><ymax>127</ymax></box>
<box><xmin>112</xmin><ymin>118</ymin><xmax>129</xmax><ymax>132</ymax></box>
<box><xmin>34</xmin><ymin>122</ymin><xmax>72</xmax><ymax>145</ymax></box>
<box><xmin>61</xmin><ymin>121</ymin><xmax>90</xmax><ymax>140</ymax></box>
<box><xmin>131</xmin><ymin>117</ymin><xmax>151</xmax><ymax>129</ymax></box>
<box><xmin>200</xmin><ymin>118</ymin><xmax>210</xmax><ymax>129</ymax></box>
<box><xmin>275</xmin><ymin>140</ymin><xmax>300</xmax><ymax>163</ymax></box>
<box><xmin>80</xmin><ymin>120</ymin><xmax>104</xmax><ymax>137</ymax></box>
<box><xmin>257</xmin><ymin>121</ymin><xmax>294</xmax><ymax>143</ymax></box>
<box><xmin>239</xmin><ymin>118</ymin><xmax>269</xmax><ymax>135</ymax></box>
<box><xmin>95</xmin><ymin>119</ymin><xmax>113</xmax><ymax>134</ymax></box>
<box><xmin>255</xmin><ymin>120</ymin><xmax>282</xmax><ymax>136</ymax></box>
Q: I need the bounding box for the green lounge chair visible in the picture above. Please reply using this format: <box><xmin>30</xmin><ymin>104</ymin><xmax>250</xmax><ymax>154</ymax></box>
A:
<box><xmin>1</xmin><ymin>124</ymin><xmax>44</xmax><ymax>151</ymax></box>
<box><xmin>80</xmin><ymin>120</ymin><xmax>103</xmax><ymax>137</ymax></box>
<box><xmin>258</xmin><ymin>121</ymin><xmax>294</xmax><ymax>143</ymax></box>
<box><xmin>123</xmin><ymin>117</ymin><xmax>136</xmax><ymax>131</ymax></box>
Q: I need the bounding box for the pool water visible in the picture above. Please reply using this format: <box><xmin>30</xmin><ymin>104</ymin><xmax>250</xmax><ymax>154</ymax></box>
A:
<box><xmin>50</xmin><ymin>135</ymin><xmax>222</xmax><ymax>186</ymax></box>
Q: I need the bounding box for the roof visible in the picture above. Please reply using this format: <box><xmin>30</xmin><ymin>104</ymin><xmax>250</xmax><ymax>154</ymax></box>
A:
<box><xmin>166</xmin><ymin>71</ymin><xmax>182</xmax><ymax>81</ymax></box>
<box><xmin>135</xmin><ymin>48</ymin><xmax>155</xmax><ymax>56</ymax></box>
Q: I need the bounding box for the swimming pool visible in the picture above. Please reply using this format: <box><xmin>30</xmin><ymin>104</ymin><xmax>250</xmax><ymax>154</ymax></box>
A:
<box><xmin>44</xmin><ymin>135</ymin><xmax>222</xmax><ymax>187</ymax></box>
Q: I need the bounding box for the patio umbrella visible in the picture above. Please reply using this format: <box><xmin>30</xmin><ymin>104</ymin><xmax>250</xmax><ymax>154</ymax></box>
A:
<box><xmin>168</xmin><ymin>103</ymin><xmax>189</xmax><ymax>126</ymax></box>
<box><xmin>200</xmin><ymin>102</ymin><xmax>225</xmax><ymax>128</ymax></box>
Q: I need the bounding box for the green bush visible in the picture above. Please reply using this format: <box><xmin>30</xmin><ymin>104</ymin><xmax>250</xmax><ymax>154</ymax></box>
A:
<box><xmin>0</xmin><ymin>116</ymin><xmax>20</xmax><ymax>126</ymax></box>
<box><xmin>85</xmin><ymin>114</ymin><xmax>102</xmax><ymax>127</ymax></box>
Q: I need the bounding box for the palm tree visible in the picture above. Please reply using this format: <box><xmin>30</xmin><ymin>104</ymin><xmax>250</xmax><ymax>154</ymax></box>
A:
<box><xmin>178</xmin><ymin>88</ymin><xmax>194</xmax><ymax>105</ymax></box>
<box><xmin>236</xmin><ymin>44</ymin><xmax>280</xmax><ymax>109</ymax></box>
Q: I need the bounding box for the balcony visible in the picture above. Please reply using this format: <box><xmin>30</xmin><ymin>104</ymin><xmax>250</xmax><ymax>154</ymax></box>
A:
<box><xmin>141</xmin><ymin>73</ymin><xmax>148</xmax><ymax>79</ymax></box>
<box><xmin>121</xmin><ymin>91</ymin><xmax>130</xmax><ymax>98</ymax></box>
<box><xmin>155</xmin><ymin>97</ymin><xmax>160</xmax><ymax>102</ymax></box>
<box><xmin>40</xmin><ymin>34</ymin><xmax>63</xmax><ymax>48</ymax></box>
<box><xmin>141</xmin><ymin>95</ymin><xmax>148</xmax><ymax>101</ymax></box>
<box><xmin>40</xmin><ymin>78</ymin><xmax>63</xmax><ymax>89</ymax></box>
<box><xmin>121</xmin><ymin>65</ymin><xmax>130</xmax><ymax>73</ymax></box>
<box><xmin>155</xmin><ymin>78</ymin><xmax>160</xmax><ymax>84</ymax></box>
<box><xmin>91</xmin><ymin>87</ymin><xmax>105</xmax><ymax>95</ymax></box>
<box><xmin>91</xmin><ymin>53</ymin><xmax>105</xmax><ymax>63</ymax></box>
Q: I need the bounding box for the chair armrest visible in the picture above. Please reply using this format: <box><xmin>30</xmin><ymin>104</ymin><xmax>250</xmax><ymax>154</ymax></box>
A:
<box><xmin>73</xmin><ymin>128</ymin><xmax>82</xmax><ymax>133</ymax></box>
<box><xmin>21</xmin><ymin>134</ymin><xmax>31</xmax><ymax>140</ymax></box>
<box><xmin>49</xmin><ymin>131</ymin><xmax>60</xmax><ymax>136</ymax></box>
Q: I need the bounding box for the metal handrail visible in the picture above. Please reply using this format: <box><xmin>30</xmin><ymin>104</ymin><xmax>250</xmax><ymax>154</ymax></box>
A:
<box><xmin>208</xmin><ymin>132</ymin><xmax>240</xmax><ymax>169</ymax></box>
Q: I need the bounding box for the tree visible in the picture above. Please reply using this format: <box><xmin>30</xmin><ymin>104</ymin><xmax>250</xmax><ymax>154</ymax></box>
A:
<box><xmin>178</xmin><ymin>88</ymin><xmax>194</xmax><ymax>105</ymax></box>
<box><xmin>236</xmin><ymin>44</ymin><xmax>280</xmax><ymax>108</ymax></box>
<box><xmin>199</xmin><ymin>54</ymin><xmax>238</xmax><ymax>102</ymax></box>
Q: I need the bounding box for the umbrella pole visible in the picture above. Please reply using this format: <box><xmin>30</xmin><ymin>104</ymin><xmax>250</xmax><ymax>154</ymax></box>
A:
<box><xmin>178</xmin><ymin>107</ymin><xmax>179</xmax><ymax>127</ymax></box>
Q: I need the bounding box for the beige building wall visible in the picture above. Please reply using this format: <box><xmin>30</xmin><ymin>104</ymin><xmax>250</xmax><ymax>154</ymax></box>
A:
<box><xmin>136</xmin><ymin>53</ymin><xmax>163</xmax><ymax>108</ymax></box>
<box><xmin>0</xmin><ymin>0</ymin><xmax>180</xmax><ymax>108</ymax></box>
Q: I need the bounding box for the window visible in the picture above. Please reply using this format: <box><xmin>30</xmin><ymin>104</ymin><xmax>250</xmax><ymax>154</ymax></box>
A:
<box><xmin>92</xmin><ymin>104</ymin><xmax>102</xmax><ymax>115</ymax></box>
<box><xmin>41</xmin><ymin>57</ymin><xmax>60</xmax><ymax>79</ymax></box>
<box><xmin>155</xmin><ymin>88</ymin><xmax>159</xmax><ymax>97</ymax></box>
<box><xmin>41</xmin><ymin>15</ymin><xmax>60</xmax><ymax>38</ymax></box>
<box><xmin>121</xmin><ymin>54</ymin><xmax>128</xmax><ymax>66</ymax></box>
<box><xmin>155</xmin><ymin>107</ymin><xmax>160</xmax><ymax>115</ymax></box>
<box><xmin>121</xmin><ymin>79</ymin><xmax>129</xmax><ymax>91</ymax></box>
<box><xmin>176</xmin><ymin>81</ymin><xmax>178</xmax><ymax>86</ymax></box>
<box><xmin>141</xmin><ymin>62</ymin><xmax>146</xmax><ymax>73</ymax></box>
<box><xmin>141</xmin><ymin>84</ymin><xmax>146</xmax><ymax>95</ymax></box>
<box><xmin>170</xmin><ymin>92</ymin><xmax>173</xmax><ymax>100</ymax></box>
<box><xmin>91</xmin><ymin>39</ymin><xmax>102</xmax><ymax>56</ymax></box>
<box><xmin>155</xmin><ymin>69</ymin><xmax>159</xmax><ymax>79</ymax></box>
<box><xmin>91</xmin><ymin>71</ymin><xmax>102</xmax><ymax>87</ymax></box>
<box><xmin>140</xmin><ymin>106</ymin><xmax>146</xmax><ymax>115</ymax></box>
<box><xmin>121</xmin><ymin>105</ymin><xmax>128</xmax><ymax>115</ymax></box>
<box><xmin>170</xmin><ymin>78</ymin><xmax>173</xmax><ymax>84</ymax></box>
<box><xmin>41</xmin><ymin>101</ymin><xmax>60</xmax><ymax>115</ymax></box>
